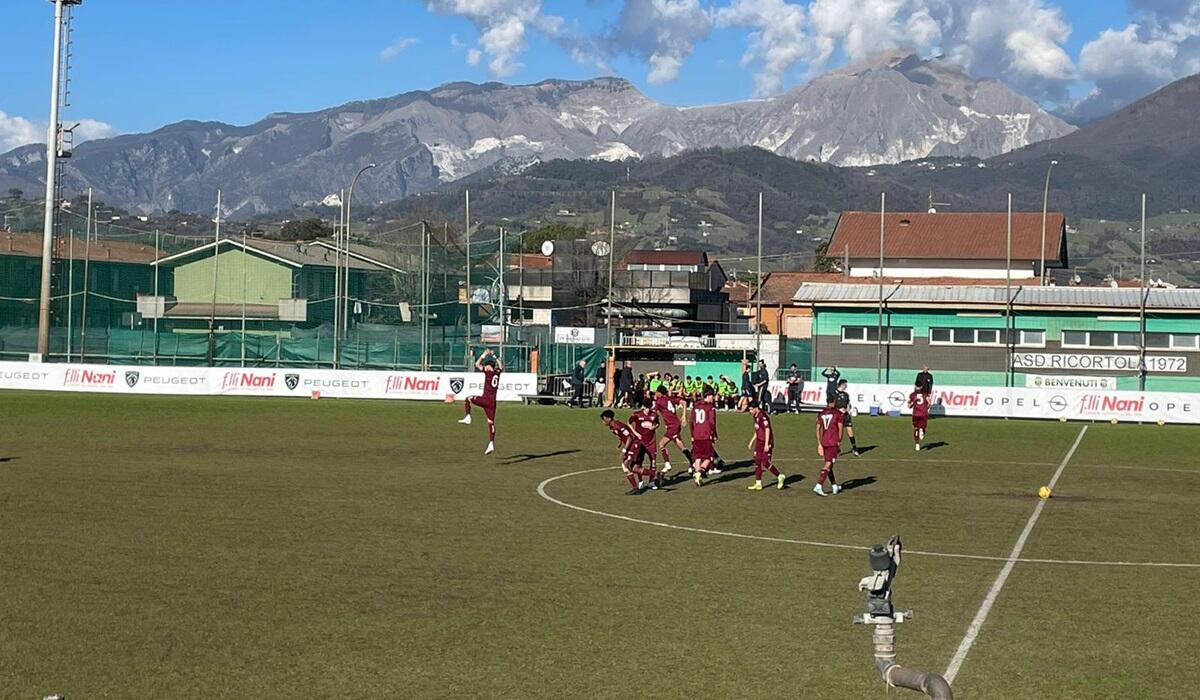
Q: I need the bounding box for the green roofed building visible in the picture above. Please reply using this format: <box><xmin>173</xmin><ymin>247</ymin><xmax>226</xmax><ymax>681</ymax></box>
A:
<box><xmin>791</xmin><ymin>283</ymin><xmax>1200</xmax><ymax>392</ymax></box>
<box><xmin>146</xmin><ymin>238</ymin><xmax>402</xmax><ymax>333</ymax></box>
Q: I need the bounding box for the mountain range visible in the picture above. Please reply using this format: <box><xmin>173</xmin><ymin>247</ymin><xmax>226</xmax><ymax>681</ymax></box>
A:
<box><xmin>0</xmin><ymin>50</ymin><xmax>1074</xmax><ymax>216</ymax></box>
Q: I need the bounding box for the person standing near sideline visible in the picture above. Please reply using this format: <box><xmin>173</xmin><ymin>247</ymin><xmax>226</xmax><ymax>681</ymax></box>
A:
<box><xmin>834</xmin><ymin>379</ymin><xmax>861</xmax><ymax>456</ymax></box>
<box><xmin>569</xmin><ymin>359</ymin><xmax>587</xmax><ymax>407</ymax></box>
<box><xmin>821</xmin><ymin>366</ymin><xmax>841</xmax><ymax>403</ymax></box>
<box><xmin>616</xmin><ymin>361</ymin><xmax>634</xmax><ymax>408</ymax></box>
<box><xmin>753</xmin><ymin>359</ymin><xmax>772</xmax><ymax>413</ymax></box>
<box><xmin>915</xmin><ymin>365</ymin><xmax>934</xmax><ymax>397</ymax></box>
<box><xmin>786</xmin><ymin>363</ymin><xmax>803</xmax><ymax>413</ymax></box>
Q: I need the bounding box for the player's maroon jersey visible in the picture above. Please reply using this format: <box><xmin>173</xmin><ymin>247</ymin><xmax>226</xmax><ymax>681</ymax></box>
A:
<box><xmin>689</xmin><ymin>402</ymin><xmax>716</xmax><ymax>441</ymax></box>
<box><xmin>631</xmin><ymin>409</ymin><xmax>659</xmax><ymax>445</ymax></box>
<box><xmin>908</xmin><ymin>391</ymin><xmax>930</xmax><ymax>418</ymax></box>
<box><xmin>481</xmin><ymin>364</ymin><xmax>501</xmax><ymax>399</ymax></box>
<box><xmin>754</xmin><ymin>411</ymin><xmax>774</xmax><ymax>451</ymax></box>
<box><xmin>817</xmin><ymin>407</ymin><xmax>844</xmax><ymax>447</ymax></box>
<box><xmin>654</xmin><ymin>395</ymin><xmax>683</xmax><ymax>432</ymax></box>
<box><xmin>607</xmin><ymin>419</ymin><xmax>635</xmax><ymax>447</ymax></box>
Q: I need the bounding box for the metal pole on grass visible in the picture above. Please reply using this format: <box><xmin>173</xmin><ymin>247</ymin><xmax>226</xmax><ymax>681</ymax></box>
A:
<box><xmin>1140</xmin><ymin>193</ymin><xmax>1147</xmax><ymax>391</ymax></box>
<box><xmin>240</xmin><ymin>228</ymin><xmax>247</xmax><ymax>367</ymax></box>
<box><xmin>756</xmin><ymin>191</ymin><xmax>763</xmax><ymax>360</ymax></box>
<box><xmin>207</xmin><ymin>189</ymin><xmax>221</xmax><ymax>367</ymax></box>
<box><xmin>334</xmin><ymin>190</ymin><xmax>343</xmax><ymax>367</ymax></box>
<box><xmin>79</xmin><ymin>189</ymin><xmax>92</xmax><ymax>363</ymax></box>
<box><xmin>607</xmin><ymin>190</ymin><xmax>615</xmax><ymax>348</ymax></box>
<box><xmin>465</xmin><ymin>188</ymin><xmax>472</xmax><ymax>368</ymax></box>
<box><xmin>345</xmin><ymin>165</ymin><xmax>375</xmax><ymax>357</ymax></box>
<box><xmin>1005</xmin><ymin>194</ymin><xmax>1013</xmax><ymax>388</ymax></box>
<box><xmin>153</xmin><ymin>228</ymin><xmax>159</xmax><ymax>365</ymax></box>
<box><xmin>876</xmin><ymin>192</ymin><xmax>885</xmax><ymax>383</ymax></box>
<box><xmin>66</xmin><ymin>229</ymin><xmax>74</xmax><ymax>362</ymax></box>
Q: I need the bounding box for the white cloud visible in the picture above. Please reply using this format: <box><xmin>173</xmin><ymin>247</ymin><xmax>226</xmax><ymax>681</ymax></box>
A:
<box><xmin>0</xmin><ymin>111</ymin><xmax>43</xmax><ymax>153</ymax></box>
<box><xmin>1070</xmin><ymin>3</ymin><xmax>1200</xmax><ymax>121</ymax></box>
<box><xmin>714</xmin><ymin>0</ymin><xmax>1079</xmax><ymax>101</ymax></box>
<box><xmin>426</xmin><ymin>0</ymin><xmax>565</xmax><ymax>77</ymax></box>
<box><xmin>379</xmin><ymin>37</ymin><xmax>418</xmax><ymax>62</ymax></box>
<box><xmin>717</xmin><ymin>0</ymin><xmax>810</xmax><ymax>95</ymax></box>
<box><xmin>608</xmin><ymin>0</ymin><xmax>715</xmax><ymax>85</ymax></box>
<box><xmin>0</xmin><ymin>111</ymin><xmax>117</xmax><ymax>153</ymax></box>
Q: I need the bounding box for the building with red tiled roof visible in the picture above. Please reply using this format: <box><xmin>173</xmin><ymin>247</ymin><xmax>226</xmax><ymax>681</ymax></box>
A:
<box><xmin>828</xmin><ymin>211</ymin><xmax>1068</xmax><ymax>281</ymax></box>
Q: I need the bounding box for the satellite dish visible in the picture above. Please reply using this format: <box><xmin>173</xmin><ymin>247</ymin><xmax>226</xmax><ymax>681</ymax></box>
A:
<box><xmin>540</xmin><ymin>240</ymin><xmax>555</xmax><ymax>257</ymax></box>
<box><xmin>592</xmin><ymin>240</ymin><xmax>611</xmax><ymax>257</ymax></box>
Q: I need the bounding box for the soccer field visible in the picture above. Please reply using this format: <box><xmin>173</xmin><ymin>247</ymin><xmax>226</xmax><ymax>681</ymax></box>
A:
<box><xmin>2</xmin><ymin>392</ymin><xmax>1198</xmax><ymax>699</ymax></box>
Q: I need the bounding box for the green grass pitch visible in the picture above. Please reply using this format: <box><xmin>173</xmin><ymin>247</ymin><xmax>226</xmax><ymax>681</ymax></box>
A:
<box><xmin>2</xmin><ymin>392</ymin><xmax>1198</xmax><ymax>698</ymax></box>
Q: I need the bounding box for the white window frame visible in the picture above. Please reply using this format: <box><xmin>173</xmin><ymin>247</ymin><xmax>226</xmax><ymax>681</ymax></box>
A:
<box><xmin>929</xmin><ymin>327</ymin><xmax>1005</xmax><ymax>347</ymax></box>
<box><xmin>1169</xmin><ymin>333</ymin><xmax>1200</xmax><ymax>351</ymax></box>
<box><xmin>1012</xmin><ymin>329</ymin><xmax>1046</xmax><ymax>348</ymax></box>
<box><xmin>841</xmin><ymin>325</ymin><xmax>914</xmax><ymax>345</ymax></box>
<box><xmin>1062</xmin><ymin>330</ymin><xmax>1142</xmax><ymax>350</ymax></box>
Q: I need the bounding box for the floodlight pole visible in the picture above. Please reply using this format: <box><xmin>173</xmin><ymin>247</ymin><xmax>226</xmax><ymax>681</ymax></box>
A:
<box><xmin>153</xmin><ymin>228</ymin><xmax>160</xmax><ymax>365</ymax></box>
<box><xmin>37</xmin><ymin>0</ymin><xmax>80</xmax><ymax>358</ymax></box>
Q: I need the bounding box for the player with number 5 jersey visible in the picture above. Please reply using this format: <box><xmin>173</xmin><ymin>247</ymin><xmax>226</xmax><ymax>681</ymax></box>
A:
<box><xmin>459</xmin><ymin>348</ymin><xmax>503</xmax><ymax>455</ymax></box>
<box><xmin>908</xmin><ymin>386</ymin><xmax>931</xmax><ymax>451</ymax></box>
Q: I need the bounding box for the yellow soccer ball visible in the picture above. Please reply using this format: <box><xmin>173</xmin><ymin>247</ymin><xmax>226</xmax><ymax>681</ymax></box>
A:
<box><xmin>1110</xmin><ymin>419</ymin><xmax>1119</xmax><ymax>425</ymax></box>
<box><xmin>1157</xmin><ymin>419</ymin><xmax>1166</xmax><ymax>426</ymax></box>
<box><xmin>1059</xmin><ymin>416</ymin><xmax>1068</xmax><ymax>423</ymax></box>
<box><xmin>1038</xmin><ymin>486</ymin><xmax>1052</xmax><ymax>500</ymax></box>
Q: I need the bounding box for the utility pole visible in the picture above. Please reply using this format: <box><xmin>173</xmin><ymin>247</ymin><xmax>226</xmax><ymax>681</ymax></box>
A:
<box><xmin>79</xmin><ymin>188</ymin><xmax>92</xmax><ymax>362</ymax></box>
<box><xmin>37</xmin><ymin>0</ymin><xmax>82</xmax><ymax>357</ymax></box>
<box><xmin>607</xmin><ymin>190</ymin><xmax>615</xmax><ymax>346</ymax></box>
<box><xmin>755</xmin><ymin>191</ymin><xmax>763</xmax><ymax>361</ymax></box>
<box><xmin>1005</xmin><ymin>194</ymin><xmax>1013</xmax><ymax>388</ymax></box>
<box><xmin>1039</xmin><ymin>160</ymin><xmax>1059</xmax><ymax>285</ymax></box>
<box><xmin>465</xmin><ymin>189</ymin><xmax>472</xmax><ymax>368</ymax></box>
<box><xmin>876</xmin><ymin>192</ymin><xmax>885</xmax><ymax>383</ymax></box>
<box><xmin>207</xmin><ymin>190</ymin><xmax>222</xmax><ymax>367</ymax></box>
<box><xmin>334</xmin><ymin>190</ymin><xmax>344</xmax><ymax>366</ymax></box>
<box><xmin>1139</xmin><ymin>193</ymin><xmax>1147</xmax><ymax>391</ymax></box>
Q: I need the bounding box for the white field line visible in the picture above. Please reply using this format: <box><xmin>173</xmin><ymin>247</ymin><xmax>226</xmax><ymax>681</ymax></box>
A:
<box><xmin>536</xmin><ymin>456</ymin><xmax>1200</xmax><ymax>569</ymax></box>
<box><xmin>942</xmin><ymin>425</ymin><xmax>1088</xmax><ymax>686</ymax></box>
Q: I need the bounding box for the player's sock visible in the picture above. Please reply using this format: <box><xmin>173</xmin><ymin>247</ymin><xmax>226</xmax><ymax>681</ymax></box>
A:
<box><xmin>683</xmin><ymin>448</ymin><xmax>693</xmax><ymax>465</ymax></box>
<box><xmin>625</xmin><ymin>473</ymin><xmax>639</xmax><ymax>490</ymax></box>
<box><xmin>754</xmin><ymin>464</ymin><xmax>764</xmax><ymax>480</ymax></box>
<box><xmin>849</xmin><ymin>435</ymin><xmax>857</xmax><ymax>449</ymax></box>
<box><xmin>488</xmin><ymin>422</ymin><xmax>495</xmax><ymax>442</ymax></box>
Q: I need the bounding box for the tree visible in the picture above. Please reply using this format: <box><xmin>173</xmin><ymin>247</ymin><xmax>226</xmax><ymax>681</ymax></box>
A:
<box><xmin>812</xmin><ymin>240</ymin><xmax>838</xmax><ymax>273</ymax></box>
<box><xmin>520</xmin><ymin>223</ymin><xmax>588</xmax><ymax>253</ymax></box>
<box><xmin>276</xmin><ymin>218</ymin><xmax>333</xmax><ymax>240</ymax></box>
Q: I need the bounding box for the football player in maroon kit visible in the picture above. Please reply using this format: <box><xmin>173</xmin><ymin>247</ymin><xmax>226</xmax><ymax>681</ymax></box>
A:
<box><xmin>459</xmin><ymin>348</ymin><xmax>503</xmax><ymax>454</ymax></box>
<box><xmin>747</xmin><ymin>402</ymin><xmax>785</xmax><ymax>491</ymax></box>
<box><xmin>601</xmin><ymin>410</ymin><xmax>645</xmax><ymax>495</ymax></box>
<box><xmin>653</xmin><ymin>385</ymin><xmax>693</xmax><ymax>475</ymax></box>
<box><xmin>688</xmin><ymin>388</ymin><xmax>719</xmax><ymax>486</ymax></box>
<box><xmin>813</xmin><ymin>398</ymin><xmax>844</xmax><ymax>496</ymax></box>
<box><xmin>630</xmin><ymin>399</ymin><xmax>661</xmax><ymax>490</ymax></box>
<box><xmin>908</xmin><ymin>384</ymin><xmax>931</xmax><ymax>451</ymax></box>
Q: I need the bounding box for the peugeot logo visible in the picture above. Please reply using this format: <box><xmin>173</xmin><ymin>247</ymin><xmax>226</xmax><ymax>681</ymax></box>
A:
<box><xmin>284</xmin><ymin>374</ymin><xmax>300</xmax><ymax>391</ymax></box>
<box><xmin>124</xmin><ymin>371</ymin><xmax>140</xmax><ymax>388</ymax></box>
<box><xmin>449</xmin><ymin>377</ymin><xmax>465</xmax><ymax>394</ymax></box>
<box><xmin>1049</xmin><ymin>395</ymin><xmax>1068</xmax><ymax>412</ymax></box>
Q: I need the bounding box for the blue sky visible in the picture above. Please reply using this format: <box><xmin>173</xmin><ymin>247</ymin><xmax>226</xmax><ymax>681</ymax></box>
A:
<box><xmin>2</xmin><ymin>0</ymin><xmax>1196</xmax><ymax>151</ymax></box>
